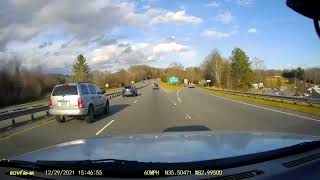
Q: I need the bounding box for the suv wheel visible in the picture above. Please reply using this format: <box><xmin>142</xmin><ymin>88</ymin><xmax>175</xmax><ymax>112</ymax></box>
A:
<box><xmin>86</xmin><ymin>106</ymin><xmax>94</xmax><ymax>123</ymax></box>
<box><xmin>104</xmin><ymin>101</ymin><xmax>110</xmax><ymax>114</ymax></box>
<box><xmin>56</xmin><ymin>115</ymin><xmax>66</xmax><ymax>123</ymax></box>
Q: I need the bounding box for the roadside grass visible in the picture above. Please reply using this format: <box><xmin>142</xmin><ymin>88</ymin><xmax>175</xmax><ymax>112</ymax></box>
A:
<box><xmin>160</xmin><ymin>82</ymin><xmax>184</xmax><ymax>91</ymax></box>
<box><xmin>198</xmin><ymin>87</ymin><xmax>320</xmax><ymax>116</ymax></box>
<box><xmin>106</xmin><ymin>87</ymin><xmax>122</xmax><ymax>93</ymax></box>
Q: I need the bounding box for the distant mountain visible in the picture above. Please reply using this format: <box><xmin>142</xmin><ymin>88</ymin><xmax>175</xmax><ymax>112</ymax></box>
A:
<box><xmin>307</xmin><ymin>67</ymin><xmax>320</xmax><ymax>71</ymax></box>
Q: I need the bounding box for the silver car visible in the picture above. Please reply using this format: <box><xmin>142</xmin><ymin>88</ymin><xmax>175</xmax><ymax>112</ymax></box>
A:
<box><xmin>48</xmin><ymin>83</ymin><xmax>109</xmax><ymax>123</ymax></box>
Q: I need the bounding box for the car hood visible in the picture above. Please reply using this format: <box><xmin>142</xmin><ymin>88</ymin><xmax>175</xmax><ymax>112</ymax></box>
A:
<box><xmin>11</xmin><ymin>131</ymin><xmax>320</xmax><ymax>163</ymax></box>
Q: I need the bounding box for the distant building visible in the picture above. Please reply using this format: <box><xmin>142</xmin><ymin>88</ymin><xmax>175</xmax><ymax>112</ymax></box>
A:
<box><xmin>252</xmin><ymin>83</ymin><xmax>264</xmax><ymax>89</ymax></box>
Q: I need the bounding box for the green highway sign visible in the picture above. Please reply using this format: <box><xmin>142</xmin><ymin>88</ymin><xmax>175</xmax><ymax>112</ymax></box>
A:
<box><xmin>167</xmin><ymin>77</ymin><xmax>179</xmax><ymax>84</ymax></box>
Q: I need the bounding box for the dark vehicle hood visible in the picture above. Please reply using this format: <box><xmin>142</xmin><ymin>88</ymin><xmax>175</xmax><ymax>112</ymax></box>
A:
<box><xmin>11</xmin><ymin>131</ymin><xmax>320</xmax><ymax>162</ymax></box>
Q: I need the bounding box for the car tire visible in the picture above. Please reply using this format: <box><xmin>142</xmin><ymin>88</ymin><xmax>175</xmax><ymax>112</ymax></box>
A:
<box><xmin>85</xmin><ymin>105</ymin><xmax>94</xmax><ymax>123</ymax></box>
<box><xmin>104</xmin><ymin>101</ymin><xmax>110</xmax><ymax>115</ymax></box>
<box><xmin>55</xmin><ymin>115</ymin><xmax>66</xmax><ymax>123</ymax></box>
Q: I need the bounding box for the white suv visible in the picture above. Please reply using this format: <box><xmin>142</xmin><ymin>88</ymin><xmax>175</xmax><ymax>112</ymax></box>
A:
<box><xmin>48</xmin><ymin>83</ymin><xmax>109</xmax><ymax>123</ymax></box>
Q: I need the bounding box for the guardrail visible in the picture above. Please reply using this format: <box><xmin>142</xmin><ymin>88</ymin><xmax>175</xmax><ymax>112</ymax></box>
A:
<box><xmin>0</xmin><ymin>82</ymin><xmax>150</xmax><ymax>125</ymax></box>
<box><xmin>203</xmin><ymin>87</ymin><xmax>320</xmax><ymax>105</ymax></box>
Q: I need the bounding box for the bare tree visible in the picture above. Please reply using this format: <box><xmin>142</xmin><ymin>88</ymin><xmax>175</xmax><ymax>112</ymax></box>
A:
<box><xmin>252</xmin><ymin>57</ymin><xmax>264</xmax><ymax>83</ymax></box>
<box><xmin>202</xmin><ymin>49</ymin><xmax>224</xmax><ymax>86</ymax></box>
<box><xmin>221</xmin><ymin>60</ymin><xmax>231</xmax><ymax>89</ymax></box>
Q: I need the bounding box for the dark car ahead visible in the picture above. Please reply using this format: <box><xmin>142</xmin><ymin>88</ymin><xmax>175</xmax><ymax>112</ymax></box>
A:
<box><xmin>152</xmin><ymin>83</ymin><xmax>159</xmax><ymax>90</ymax></box>
<box><xmin>122</xmin><ymin>85</ymin><xmax>138</xmax><ymax>97</ymax></box>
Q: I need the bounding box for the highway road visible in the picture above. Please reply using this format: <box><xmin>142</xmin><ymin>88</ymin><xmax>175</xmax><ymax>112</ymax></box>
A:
<box><xmin>1</xmin><ymin>83</ymin><xmax>320</xmax><ymax>158</ymax></box>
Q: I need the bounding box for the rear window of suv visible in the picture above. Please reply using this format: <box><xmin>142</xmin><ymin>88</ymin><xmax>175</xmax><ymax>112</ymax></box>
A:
<box><xmin>124</xmin><ymin>86</ymin><xmax>132</xmax><ymax>89</ymax></box>
<box><xmin>52</xmin><ymin>85</ymin><xmax>78</xmax><ymax>96</ymax></box>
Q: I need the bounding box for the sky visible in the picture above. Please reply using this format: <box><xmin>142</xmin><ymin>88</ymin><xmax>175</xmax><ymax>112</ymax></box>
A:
<box><xmin>0</xmin><ymin>0</ymin><xmax>319</xmax><ymax>74</ymax></box>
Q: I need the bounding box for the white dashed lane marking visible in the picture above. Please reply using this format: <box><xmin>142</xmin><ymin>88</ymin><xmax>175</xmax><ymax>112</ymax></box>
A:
<box><xmin>95</xmin><ymin>120</ymin><xmax>115</xmax><ymax>136</ymax></box>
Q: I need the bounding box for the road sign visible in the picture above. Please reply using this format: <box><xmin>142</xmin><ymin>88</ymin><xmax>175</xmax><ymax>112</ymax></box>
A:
<box><xmin>131</xmin><ymin>81</ymin><xmax>134</xmax><ymax>84</ymax></box>
<box><xmin>105</xmin><ymin>84</ymin><xmax>109</xmax><ymax>88</ymax></box>
<box><xmin>206</xmin><ymin>80</ymin><xmax>211</xmax><ymax>82</ymax></box>
<box><xmin>167</xmin><ymin>77</ymin><xmax>179</xmax><ymax>84</ymax></box>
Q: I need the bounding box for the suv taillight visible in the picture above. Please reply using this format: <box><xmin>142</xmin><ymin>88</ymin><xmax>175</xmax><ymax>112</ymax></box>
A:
<box><xmin>78</xmin><ymin>98</ymin><xmax>84</xmax><ymax>109</ymax></box>
<box><xmin>48</xmin><ymin>98</ymin><xmax>53</xmax><ymax>109</ymax></box>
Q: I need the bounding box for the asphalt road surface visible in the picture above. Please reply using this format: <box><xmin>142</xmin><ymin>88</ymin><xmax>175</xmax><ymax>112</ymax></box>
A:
<box><xmin>1</xmin><ymin>83</ymin><xmax>320</xmax><ymax>158</ymax></box>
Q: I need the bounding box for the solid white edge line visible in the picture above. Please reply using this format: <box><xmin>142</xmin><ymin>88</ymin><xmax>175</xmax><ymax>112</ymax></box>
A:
<box><xmin>0</xmin><ymin>118</ymin><xmax>55</xmax><ymax>142</ymax></box>
<box><xmin>95</xmin><ymin>120</ymin><xmax>115</xmax><ymax>136</ymax></box>
<box><xmin>208</xmin><ymin>93</ymin><xmax>320</xmax><ymax>122</ymax></box>
<box><xmin>177</xmin><ymin>89</ymin><xmax>182</xmax><ymax>103</ymax></box>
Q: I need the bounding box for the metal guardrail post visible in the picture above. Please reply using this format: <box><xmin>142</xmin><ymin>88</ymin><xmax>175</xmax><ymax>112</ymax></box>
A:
<box><xmin>46</xmin><ymin>111</ymin><xmax>49</xmax><ymax>116</ymax></box>
<box><xmin>31</xmin><ymin>114</ymin><xmax>34</xmax><ymax>120</ymax></box>
<box><xmin>308</xmin><ymin>98</ymin><xmax>312</xmax><ymax>106</ymax></box>
<box><xmin>8</xmin><ymin>110</ymin><xmax>15</xmax><ymax>126</ymax></box>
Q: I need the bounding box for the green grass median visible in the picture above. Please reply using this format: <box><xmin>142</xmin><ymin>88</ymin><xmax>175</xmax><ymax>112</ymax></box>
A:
<box><xmin>199</xmin><ymin>87</ymin><xmax>320</xmax><ymax>116</ymax></box>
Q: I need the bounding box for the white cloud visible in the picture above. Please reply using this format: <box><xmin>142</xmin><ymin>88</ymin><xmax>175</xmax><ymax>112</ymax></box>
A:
<box><xmin>0</xmin><ymin>0</ymin><xmax>195</xmax><ymax>73</ymax></box>
<box><xmin>151</xmin><ymin>10</ymin><xmax>203</xmax><ymax>25</ymax></box>
<box><xmin>145</xmin><ymin>8</ymin><xmax>167</xmax><ymax>16</ymax></box>
<box><xmin>91</xmin><ymin>45</ymin><xmax>124</xmax><ymax>64</ymax></box>
<box><xmin>248</xmin><ymin>28</ymin><xmax>257</xmax><ymax>33</ymax></box>
<box><xmin>206</xmin><ymin>1</ymin><xmax>220</xmax><ymax>7</ymax></box>
<box><xmin>153</xmin><ymin>42</ymin><xmax>189</xmax><ymax>55</ymax></box>
<box><xmin>237</xmin><ymin>0</ymin><xmax>253</xmax><ymax>6</ymax></box>
<box><xmin>0</xmin><ymin>0</ymin><xmax>148</xmax><ymax>50</ymax></box>
<box><xmin>201</xmin><ymin>29</ymin><xmax>237</xmax><ymax>38</ymax></box>
<box><xmin>89</xmin><ymin>39</ymin><xmax>191</xmax><ymax>72</ymax></box>
<box><xmin>215</xmin><ymin>12</ymin><xmax>234</xmax><ymax>24</ymax></box>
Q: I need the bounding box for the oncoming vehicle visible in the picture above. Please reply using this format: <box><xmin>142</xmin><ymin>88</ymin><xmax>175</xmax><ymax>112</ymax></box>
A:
<box><xmin>122</xmin><ymin>85</ymin><xmax>138</xmax><ymax>97</ymax></box>
<box><xmin>152</xmin><ymin>83</ymin><xmax>159</xmax><ymax>90</ymax></box>
<box><xmin>48</xmin><ymin>83</ymin><xmax>109</xmax><ymax>123</ymax></box>
<box><xmin>188</xmin><ymin>83</ymin><xmax>195</xmax><ymax>88</ymax></box>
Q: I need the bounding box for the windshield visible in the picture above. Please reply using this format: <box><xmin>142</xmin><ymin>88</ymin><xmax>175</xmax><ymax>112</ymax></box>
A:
<box><xmin>0</xmin><ymin>0</ymin><xmax>320</xmax><ymax>175</ymax></box>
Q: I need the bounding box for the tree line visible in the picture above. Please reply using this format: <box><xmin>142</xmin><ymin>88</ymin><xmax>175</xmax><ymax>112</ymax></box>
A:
<box><xmin>0</xmin><ymin>60</ymin><xmax>64</xmax><ymax>107</ymax></box>
<box><xmin>73</xmin><ymin>49</ymin><xmax>320</xmax><ymax>93</ymax></box>
<box><xmin>1</xmin><ymin>48</ymin><xmax>319</xmax><ymax>107</ymax></box>
<box><xmin>202</xmin><ymin>48</ymin><xmax>254</xmax><ymax>90</ymax></box>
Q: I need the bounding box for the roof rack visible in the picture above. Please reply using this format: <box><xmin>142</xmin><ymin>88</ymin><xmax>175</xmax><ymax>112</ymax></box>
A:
<box><xmin>76</xmin><ymin>82</ymin><xmax>93</xmax><ymax>83</ymax></box>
